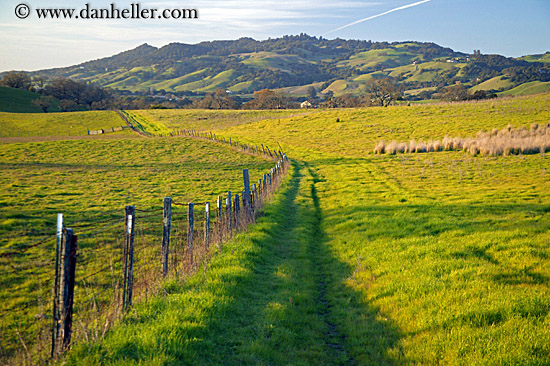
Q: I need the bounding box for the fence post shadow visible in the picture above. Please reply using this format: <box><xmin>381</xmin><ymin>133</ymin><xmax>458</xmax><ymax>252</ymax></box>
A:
<box><xmin>162</xmin><ymin>160</ymin><xmax>405</xmax><ymax>365</ymax></box>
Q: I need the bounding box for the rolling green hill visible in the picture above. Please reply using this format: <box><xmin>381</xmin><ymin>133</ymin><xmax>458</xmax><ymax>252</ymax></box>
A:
<box><xmin>520</xmin><ymin>52</ymin><xmax>550</xmax><ymax>64</ymax></box>
<box><xmin>470</xmin><ymin>76</ymin><xmax>515</xmax><ymax>92</ymax></box>
<box><xmin>499</xmin><ymin>81</ymin><xmax>550</xmax><ymax>96</ymax></box>
<box><xmin>0</xmin><ymin>86</ymin><xmax>61</xmax><ymax>113</ymax></box>
<box><xmin>9</xmin><ymin>35</ymin><xmax>548</xmax><ymax>98</ymax></box>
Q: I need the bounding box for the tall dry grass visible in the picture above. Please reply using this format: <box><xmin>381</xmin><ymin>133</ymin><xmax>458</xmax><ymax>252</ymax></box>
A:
<box><xmin>374</xmin><ymin>123</ymin><xmax>550</xmax><ymax>156</ymax></box>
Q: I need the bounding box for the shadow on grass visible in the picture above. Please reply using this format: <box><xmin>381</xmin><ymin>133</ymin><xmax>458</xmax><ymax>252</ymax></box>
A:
<box><xmin>67</xmin><ymin>160</ymin><xmax>404</xmax><ymax>365</ymax></box>
<box><xmin>178</xmin><ymin>160</ymin><xmax>404</xmax><ymax>365</ymax></box>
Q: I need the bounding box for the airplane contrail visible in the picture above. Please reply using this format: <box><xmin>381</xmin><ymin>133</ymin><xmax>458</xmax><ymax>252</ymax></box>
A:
<box><xmin>325</xmin><ymin>0</ymin><xmax>431</xmax><ymax>35</ymax></box>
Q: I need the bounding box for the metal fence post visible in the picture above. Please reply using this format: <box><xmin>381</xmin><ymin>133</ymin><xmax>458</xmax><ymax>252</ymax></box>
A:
<box><xmin>162</xmin><ymin>197</ymin><xmax>172</xmax><ymax>277</ymax></box>
<box><xmin>51</xmin><ymin>227</ymin><xmax>77</xmax><ymax>357</ymax></box>
<box><xmin>234</xmin><ymin>194</ymin><xmax>240</xmax><ymax>228</ymax></box>
<box><xmin>226</xmin><ymin>191</ymin><xmax>232</xmax><ymax>232</ymax></box>
<box><xmin>51</xmin><ymin>213</ymin><xmax>63</xmax><ymax>357</ymax></box>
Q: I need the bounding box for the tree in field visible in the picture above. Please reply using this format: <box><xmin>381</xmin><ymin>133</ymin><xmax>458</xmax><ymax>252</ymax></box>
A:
<box><xmin>321</xmin><ymin>90</ymin><xmax>337</xmax><ymax>108</ymax></box>
<box><xmin>0</xmin><ymin>71</ymin><xmax>32</xmax><ymax>90</ymax></box>
<box><xmin>364</xmin><ymin>77</ymin><xmax>403</xmax><ymax>107</ymax></box>
<box><xmin>243</xmin><ymin>89</ymin><xmax>288</xmax><ymax>109</ymax></box>
<box><xmin>32</xmin><ymin>95</ymin><xmax>56</xmax><ymax>113</ymax></box>
<box><xmin>192</xmin><ymin>89</ymin><xmax>239</xmax><ymax>109</ymax></box>
<box><xmin>212</xmin><ymin>89</ymin><xmax>238</xmax><ymax>109</ymax></box>
<box><xmin>59</xmin><ymin>99</ymin><xmax>79</xmax><ymax>112</ymax></box>
<box><xmin>43</xmin><ymin>77</ymin><xmax>112</xmax><ymax>109</ymax></box>
<box><xmin>441</xmin><ymin>84</ymin><xmax>469</xmax><ymax>101</ymax></box>
<box><xmin>306</xmin><ymin>86</ymin><xmax>317</xmax><ymax>103</ymax></box>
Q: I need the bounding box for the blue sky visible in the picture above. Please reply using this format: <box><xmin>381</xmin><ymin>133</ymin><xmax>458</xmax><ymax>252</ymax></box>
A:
<box><xmin>0</xmin><ymin>0</ymin><xmax>548</xmax><ymax>71</ymax></box>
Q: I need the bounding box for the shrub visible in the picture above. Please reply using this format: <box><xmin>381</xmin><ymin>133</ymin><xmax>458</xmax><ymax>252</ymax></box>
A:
<box><xmin>374</xmin><ymin>123</ymin><xmax>550</xmax><ymax>156</ymax></box>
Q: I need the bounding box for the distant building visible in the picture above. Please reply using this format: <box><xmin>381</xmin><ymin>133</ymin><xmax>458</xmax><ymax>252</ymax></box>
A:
<box><xmin>301</xmin><ymin>101</ymin><xmax>312</xmax><ymax>109</ymax></box>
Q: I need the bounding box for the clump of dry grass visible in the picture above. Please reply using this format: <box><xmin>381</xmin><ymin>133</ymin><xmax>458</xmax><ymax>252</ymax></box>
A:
<box><xmin>374</xmin><ymin>123</ymin><xmax>550</xmax><ymax>157</ymax></box>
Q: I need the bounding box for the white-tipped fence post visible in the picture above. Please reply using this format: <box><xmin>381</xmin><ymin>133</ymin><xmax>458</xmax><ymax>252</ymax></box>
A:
<box><xmin>123</xmin><ymin>205</ymin><xmax>135</xmax><ymax>311</ymax></box>
<box><xmin>217</xmin><ymin>195</ymin><xmax>223</xmax><ymax>219</ymax></box>
<box><xmin>52</xmin><ymin>223</ymin><xmax>77</xmax><ymax>357</ymax></box>
<box><xmin>51</xmin><ymin>213</ymin><xmax>63</xmax><ymax>356</ymax></box>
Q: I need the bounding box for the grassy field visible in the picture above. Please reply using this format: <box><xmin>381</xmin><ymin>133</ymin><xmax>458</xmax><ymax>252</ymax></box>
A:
<box><xmin>2</xmin><ymin>93</ymin><xmax>550</xmax><ymax>365</ymax></box>
<box><xmin>63</xmin><ymin>93</ymin><xmax>550</xmax><ymax>365</ymax></box>
<box><xmin>131</xmin><ymin>109</ymin><xmax>308</xmax><ymax>134</ymax></box>
<box><xmin>0</xmin><ymin>110</ymin><xmax>128</xmax><ymax>137</ymax></box>
<box><xmin>0</xmin><ymin>133</ymin><xmax>274</xmax><ymax>363</ymax></box>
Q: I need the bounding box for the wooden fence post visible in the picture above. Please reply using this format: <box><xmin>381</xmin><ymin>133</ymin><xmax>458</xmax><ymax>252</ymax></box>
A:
<box><xmin>258</xmin><ymin>179</ymin><xmax>263</xmax><ymax>196</ymax></box>
<box><xmin>162</xmin><ymin>197</ymin><xmax>172</xmax><ymax>277</ymax></box>
<box><xmin>261</xmin><ymin>144</ymin><xmax>265</xmax><ymax>155</ymax></box>
<box><xmin>123</xmin><ymin>205</ymin><xmax>135</xmax><ymax>310</ymax></box>
<box><xmin>252</xmin><ymin>184</ymin><xmax>257</xmax><ymax>213</ymax></box>
<box><xmin>188</xmin><ymin>203</ymin><xmax>194</xmax><ymax>265</ymax></box>
<box><xmin>226</xmin><ymin>191</ymin><xmax>232</xmax><ymax>232</ymax></box>
<box><xmin>51</xmin><ymin>227</ymin><xmax>77</xmax><ymax>357</ymax></box>
<box><xmin>204</xmin><ymin>202</ymin><xmax>210</xmax><ymax>249</ymax></box>
<box><xmin>234</xmin><ymin>194</ymin><xmax>240</xmax><ymax>228</ymax></box>
<box><xmin>243</xmin><ymin>169</ymin><xmax>250</xmax><ymax>209</ymax></box>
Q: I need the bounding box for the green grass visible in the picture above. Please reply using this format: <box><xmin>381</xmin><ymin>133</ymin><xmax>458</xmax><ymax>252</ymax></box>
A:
<box><xmin>0</xmin><ymin>110</ymin><xmax>127</xmax><ymax>137</ymax></box>
<box><xmin>0</xmin><ymin>86</ymin><xmax>61</xmax><ymax>113</ymax></box>
<box><xmin>114</xmin><ymin>93</ymin><xmax>550</xmax><ymax>364</ymax></box>
<box><xmin>66</xmin><ymin>160</ymin><xmax>391</xmax><ymax>365</ymax></box>
<box><xmin>174</xmin><ymin>69</ymin><xmax>237</xmax><ymax>93</ymax></box>
<box><xmin>470</xmin><ymin>76</ymin><xmax>515</xmax><ymax>92</ymax></box>
<box><xmin>196</xmin><ymin>93</ymin><xmax>550</xmax><ymax>158</ymax></box>
<box><xmin>3</xmin><ymin>93</ymin><xmax>550</xmax><ymax>365</ymax></box>
<box><xmin>387</xmin><ymin>61</ymin><xmax>466</xmax><ymax>83</ymax></box>
<box><xmin>0</xmin><ymin>135</ymin><xmax>274</xmax><ymax>363</ymax></box>
<box><xmin>338</xmin><ymin>48</ymin><xmax>419</xmax><ymax>71</ymax></box>
<box><xmin>519</xmin><ymin>53</ymin><xmax>550</xmax><ymax>64</ymax></box>
<box><xmin>499</xmin><ymin>81</ymin><xmax>550</xmax><ymax>96</ymax></box>
<box><xmin>130</xmin><ymin>109</ymin><xmax>308</xmax><ymax>134</ymax></box>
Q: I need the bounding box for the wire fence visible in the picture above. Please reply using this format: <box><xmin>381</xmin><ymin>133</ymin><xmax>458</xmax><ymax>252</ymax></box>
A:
<box><xmin>0</xmin><ymin>131</ymin><xmax>289</xmax><ymax>365</ymax></box>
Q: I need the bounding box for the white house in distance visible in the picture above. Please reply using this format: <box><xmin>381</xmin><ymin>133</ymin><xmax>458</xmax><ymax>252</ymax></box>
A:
<box><xmin>301</xmin><ymin>100</ymin><xmax>312</xmax><ymax>109</ymax></box>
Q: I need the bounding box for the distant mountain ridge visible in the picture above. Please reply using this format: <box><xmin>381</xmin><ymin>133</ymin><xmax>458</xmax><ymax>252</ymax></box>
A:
<box><xmin>28</xmin><ymin>34</ymin><xmax>550</xmax><ymax>97</ymax></box>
